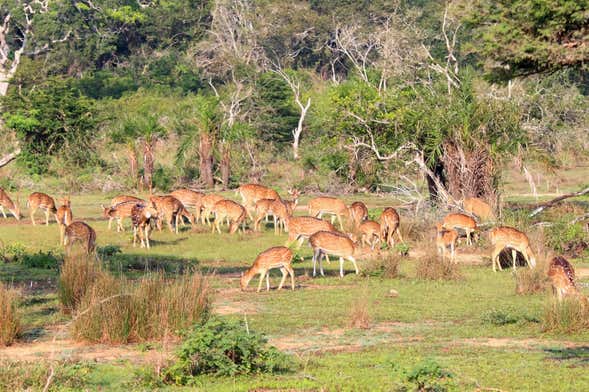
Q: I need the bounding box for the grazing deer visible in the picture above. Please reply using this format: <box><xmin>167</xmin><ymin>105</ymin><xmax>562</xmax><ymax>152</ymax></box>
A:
<box><xmin>212</xmin><ymin>199</ymin><xmax>246</xmax><ymax>234</ymax></box>
<box><xmin>489</xmin><ymin>226</ymin><xmax>536</xmax><ymax>272</ymax></box>
<box><xmin>463</xmin><ymin>197</ymin><xmax>495</xmax><ymax>221</ymax></box>
<box><xmin>310</xmin><ymin>230</ymin><xmax>359</xmax><ymax>277</ymax></box>
<box><xmin>358</xmin><ymin>220</ymin><xmax>381</xmax><ymax>250</ymax></box>
<box><xmin>27</xmin><ymin>192</ymin><xmax>57</xmax><ymax>226</ymax></box>
<box><xmin>0</xmin><ymin>188</ymin><xmax>20</xmax><ymax>220</ymax></box>
<box><xmin>547</xmin><ymin>256</ymin><xmax>588</xmax><ymax>305</ymax></box>
<box><xmin>131</xmin><ymin>204</ymin><xmax>158</xmax><ymax>249</ymax></box>
<box><xmin>56</xmin><ymin>197</ymin><xmax>73</xmax><ymax>245</ymax></box>
<box><xmin>435</xmin><ymin>222</ymin><xmax>458</xmax><ymax>263</ymax></box>
<box><xmin>64</xmin><ymin>221</ymin><xmax>96</xmax><ymax>255</ymax></box>
<box><xmin>380</xmin><ymin>207</ymin><xmax>403</xmax><ymax>248</ymax></box>
<box><xmin>307</xmin><ymin>196</ymin><xmax>347</xmax><ymax>230</ymax></box>
<box><xmin>170</xmin><ymin>189</ymin><xmax>205</xmax><ymax>223</ymax></box>
<box><xmin>237</xmin><ymin>184</ymin><xmax>280</xmax><ymax>219</ymax></box>
<box><xmin>285</xmin><ymin>216</ymin><xmax>335</xmax><ymax>249</ymax></box>
<box><xmin>349</xmin><ymin>201</ymin><xmax>368</xmax><ymax>229</ymax></box>
<box><xmin>200</xmin><ymin>194</ymin><xmax>225</xmax><ymax>225</ymax></box>
<box><xmin>102</xmin><ymin>201</ymin><xmax>144</xmax><ymax>232</ymax></box>
<box><xmin>442</xmin><ymin>213</ymin><xmax>477</xmax><ymax>246</ymax></box>
<box><xmin>107</xmin><ymin>195</ymin><xmax>144</xmax><ymax>230</ymax></box>
<box><xmin>254</xmin><ymin>198</ymin><xmax>291</xmax><ymax>234</ymax></box>
<box><xmin>149</xmin><ymin>195</ymin><xmax>193</xmax><ymax>234</ymax></box>
<box><xmin>241</xmin><ymin>246</ymin><xmax>295</xmax><ymax>292</ymax></box>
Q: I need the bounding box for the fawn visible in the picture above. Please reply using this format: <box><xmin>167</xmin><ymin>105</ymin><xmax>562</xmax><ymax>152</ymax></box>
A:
<box><xmin>380</xmin><ymin>207</ymin><xmax>403</xmax><ymax>248</ymax></box>
<box><xmin>56</xmin><ymin>197</ymin><xmax>73</xmax><ymax>245</ymax></box>
<box><xmin>0</xmin><ymin>188</ymin><xmax>20</xmax><ymax>220</ymax></box>
<box><xmin>435</xmin><ymin>222</ymin><xmax>458</xmax><ymax>263</ymax></box>
<box><xmin>212</xmin><ymin>200</ymin><xmax>247</xmax><ymax>234</ymax></box>
<box><xmin>489</xmin><ymin>226</ymin><xmax>536</xmax><ymax>272</ymax></box>
<box><xmin>442</xmin><ymin>213</ymin><xmax>477</xmax><ymax>246</ymax></box>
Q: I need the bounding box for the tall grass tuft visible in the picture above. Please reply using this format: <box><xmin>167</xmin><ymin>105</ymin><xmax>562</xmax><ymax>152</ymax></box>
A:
<box><xmin>515</xmin><ymin>266</ymin><xmax>548</xmax><ymax>295</ymax></box>
<box><xmin>415</xmin><ymin>247</ymin><xmax>462</xmax><ymax>281</ymax></box>
<box><xmin>542</xmin><ymin>296</ymin><xmax>589</xmax><ymax>334</ymax></box>
<box><xmin>71</xmin><ymin>271</ymin><xmax>211</xmax><ymax>344</ymax></box>
<box><xmin>348</xmin><ymin>286</ymin><xmax>371</xmax><ymax>329</ymax></box>
<box><xmin>0</xmin><ymin>283</ymin><xmax>21</xmax><ymax>346</ymax></box>
<box><xmin>362</xmin><ymin>253</ymin><xmax>401</xmax><ymax>278</ymax></box>
<box><xmin>58</xmin><ymin>252</ymin><xmax>104</xmax><ymax>313</ymax></box>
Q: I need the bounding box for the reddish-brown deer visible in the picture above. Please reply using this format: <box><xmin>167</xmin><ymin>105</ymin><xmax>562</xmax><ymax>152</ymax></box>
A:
<box><xmin>241</xmin><ymin>246</ymin><xmax>295</xmax><ymax>292</ymax></box>
<box><xmin>237</xmin><ymin>184</ymin><xmax>280</xmax><ymax>219</ymax></box>
<box><xmin>307</xmin><ymin>196</ymin><xmax>348</xmax><ymax>230</ymax></box>
<box><xmin>200</xmin><ymin>194</ymin><xmax>225</xmax><ymax>225</ymax></box>
<box><xmin>463</xmin><ymin>197</ymin><xmax>495</xmax><ymax>222</ymax></box>
<box><xmin>489</xmin><ymin>226</ymin><xmax>536</xmax><ymax>272</ymax></box>
<box><xmin>0</xmin><ymin>188</ymin><xmax>20</xmax><ymax>220</ymax></box>
<box><xmin>380</xmin><ymin>207</ymin><xmax>403</xmax><ymax>248</ymax></box>
<box><xmin>107</xmin><ymin>195</ymin><xmax>144</xmax><ymax>230</ymax></box>
<box><xmin>28</xmin><ymin>192</ymin><xmax>57</xmax><ymax>226</ymax></box>
<box><xmin>442</xmin><ymin>213</ymin><xmax>477</xmax><ymax>246</ymax></box>
<box><xmin>131</xmin><ymin>204</ymin><xmax>158</xmax><ymax>249</ymax></box>
<box><xmin>254</xmin><ymin>198</ymin><xmax>290</xmax><ymax>234</ymax></box>
<box><xmin>547</xmin><ymin>256</ymin><xmax>588</xmax><ymax>305</ymax></box>
<box><xmin>285</xmin><ymin>216</ymin><xmax>335</xmax><ymax>249</ymax></box>
<box><xmin>64</xmin><ymin>221</ymin><xmax>96</xmax><ymax>255</ymax></box>
<box><xmin>212</xmin><ymin>199</ymin><xmax>246</xmax><ymax>234</ymax></box>
<box><xmin>348</xmin><ymin>201</ymin><xmax>368</xmax><ymax>229</ymax></box>
<box><xmin>309</xmin><ymin>230</ymin><xmax>359</xmax><ymax>277</ymax></box>
<box><xmin>102</xmin><ymin>201</ymin><xmax>144</xmax><ymax>232</ymax></box>
<box><xmin>358</xmin><ymin>220</ymin><xmax>381</xmax><ymax>250</ymax></box>
<box><xmin>56</xmin><ymin>197</ymin><xmax>73</xmax><ymax>245</ymax></box>
<box><xmin>150</xmin><ymin>195</ymin><xmax>193</xmax><ymax>234</ymax></box>
<box><xmin>170</xmin><ymin>188</ymin><xmax>205</xmax><ymax>223</ymax></box>
<box><xmin>435</xmin><ymin>222</ymin><xmax>459</xmax><ymax>263</ymax></box>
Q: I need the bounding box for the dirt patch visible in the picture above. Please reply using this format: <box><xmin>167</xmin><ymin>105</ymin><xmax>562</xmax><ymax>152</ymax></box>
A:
<box><xmin>456</xmin><ymin>337</ymin><xmax>586</xmax><ymax>350</ymax></box>
<box><xmin>409</xmin><ymin>248</ymin><xmax>489</xmax><ymax>266</ymax></box>
<box><xmin>577</xmin><ymin>268</ymin><xmax>589</xmax><ymax>279</ymax></box>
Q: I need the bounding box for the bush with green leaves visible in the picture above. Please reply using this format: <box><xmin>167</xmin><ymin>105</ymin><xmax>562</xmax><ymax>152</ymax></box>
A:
<box><xmin>0</xmin><ymin>242</ymin><xmax>27</xmax><ymax>263</ymax></box>
<box><xmin>545</xmin><ymin>220</ymin><xmax>588</xmax><ymax>255</ymax></box>
<box><xmin>22</xmin><ymin>251</ymin><xmax>60</xmax><ymax>269</ymax></box>
<box><xmin>392</xmin><ymin>358</ymin><xmax>454</xmax><ymax>391</ymax></box>
<box><xmin>163</xmin><ymin>317</ymin><xmax>290</xmax><ymax>384</ymax></box>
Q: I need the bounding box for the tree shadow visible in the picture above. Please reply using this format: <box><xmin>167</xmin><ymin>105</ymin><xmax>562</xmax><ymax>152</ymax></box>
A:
<box><xmin>543</xmin><ymin>346</ymin><xmax>589</xmax><ymax>364</ymax></box>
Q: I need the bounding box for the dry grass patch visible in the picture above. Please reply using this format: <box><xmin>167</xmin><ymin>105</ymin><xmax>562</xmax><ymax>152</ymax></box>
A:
<box><xmin>348</xmin><ymin>287</ymin><xmax>371</xmax><ymax>329</ymax></box>
<box><xmin>58</xmin><ymin>252</ymin><xmax>105</xmax><ymax>313</ymax></box>
<box><xmin>542</xmin><ymin>296</ymin><xmax>589</xmax><ymax>334</ymax></box>
<box><xmin>414</xmin><ymin>247</ymin><xmax>462</xmax><ymax>281</ymax></box>
<box><xmin>362</xmin><ymin>253</ymin><xmax>402</xmax><ymax>278</ymax></box>
<box><xmin>0</xmin><ymin>283</ymin><xmax>21</xmax><ymax>346</ymax></box>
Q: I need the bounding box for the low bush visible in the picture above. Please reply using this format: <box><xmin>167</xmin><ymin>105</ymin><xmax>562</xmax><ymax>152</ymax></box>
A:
<box><xmin>58</xmin><ymin>253</ymin><xmax>104</xmax><ymax>313</ymax></box>
<box><xmin>0</xmin><ymin>283</ymin><xmax>21</xmax><ymax>346</ymax></box>
<box><xmin>96</xmin><ymin>245</ymin><xmax>122</xmax><ymax>258</ymax></box>
<box><xmin>348</xmin><ymin>288</ymin><xmax>371</xmax><ymax>329</ymax></box>
<box><xmin>0</xmin><ymin>242</ymin><xmax>27</xmax><ymax>263</ymax></box>
<box><xmin>162</xmin><ymin>317</ymin><xmax>289</xmax><ymax>384</ymax></box>
<box><xmin>0</xmin><ymin>361</ymin><xmax>93</xmax><ymax>391</ymax></box>
<box><xmin>545</xmin><ymin>220</ymin><xmax>588</xmax><ymax>256</ymax></box>
<box><xmin>22</xmin><ymin>250</ymin><xmax>60</xmax><ymax>269</ymax></box>
<box><xmin>402</xmin><ymin>359</ymin><xmax>454</xmax><ymax>392</ymax></box>
<box><xmin>514</xmin><ymin>266</ymin><xmax>548</xmax><ymax>295</ymax></box>
<box><xmin>414</xmin><ymin>248</ymin><xmax>462</xmax><ymax>281</ymax></box>
<box><xmin>542</xmin><ymin>296</ymin><xmax>589</xmax><ymax>334</ymax></box>
<box><xmin>362</xmin><ymin>253</ymin><xmax>401</xmax><ymax>279</ymax></box>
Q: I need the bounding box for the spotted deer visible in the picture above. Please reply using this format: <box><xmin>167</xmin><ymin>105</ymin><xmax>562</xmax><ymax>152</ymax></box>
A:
<box><xmin>358</xmin><ymin>220</ymin><xmax>381</xmax><ymax>250</ymax></box>
<box><xmin>56</xmin><ymin>197</ymin><xmax>73</xmax><ymax>245</ymax></box>
<box><xmin>442</xmin><ymin>213</ymin><xmax>477</xmax><ymax>246</ymax></box>
<box><xmin>102</xmin><ymin>201</ymin><xmax>144</xmax><ymax>232</ymax></box>
<box><xmin>27</xmin><ymin>192</ymin><xmax>57</xmax><ymax>226</ymax></box>
<box><xmin>131</xmin><ymin>203</ymin><xmax>158</xmax><ymax>249</ymax></box>
<box><xmin>64</xmin><ymin>221</ymin><xmax>96</xmax><ymax>255</ymax></box>
<box><xmin>285</xmin><ymin>216</ymin><xmax>335</xmax><ymax>249</ymax></box>
<box><xmin>254</xmin><ymin>198</ymin><xmax>291</xmax><ymax>234</ymax></box>
<box><xmin>170</xmin><ymin>189</ymin><xmax>205</xmax><ymax>224</ymax></box>
<box><xmin>150</xmin><ymin>195</ymin><xmax>193</xmax><ymax>234</ymax></box>
<box><xmin>463</xmin><ymin>197</ymin><xmax>495</xmax><ymax>222</ymax></box>
<box><xmin>380</xmin><ymin>207</ymin><xmax>403</xmax><ymax>248</ymax></box>
<box><xmin>348</xmin><ymin>201</ymin><xmax>368</xmax><ymax>229</ymax></box>
<box><xmin>310</xmin><ymin>230</ymin><xmax>359</xmax><ymax>277</ymax></box>
<box><xmin>107</xmin><ymin>195</ymin><xmax>144</xmax><ymax>230</ymax></box>
<box><xmin>212</xmin><ymin>199</ymin><xmax>246</xmax><ymax>234</ymax></box>
<box><xmin>547</xmin><ymin>256</ymin><xmax>588</xmax><ymax>305</ymax></box>
<box><xmin>435</xmin><ymin>222</ymin><xmax>459</xmax><ymax>263</ymax></box>
<box><xmin>241</xmin><ymin>246</ymin><xmax>295</xmax><ymax>292</ymax></box>
<box><xmin>489</xmin><ymin>226</ymin><xmax>536</xmax><ymax>272</ymax></box>
<box><xmin>200</xmin><ymin>194</ymin><xmax>225</xmax><ymax>225</ymax></box>
<box><xmin>237</xmin><ymin>184</ymin><xmax>280</xmax><ymax>220</ymax></box>
<box><xmin>0</xmin><ymin>188</ymin><xmax>20</xmax><ymax>220</ymax></box>
<box><xmin>307</xmin><ymin>196</ymin><xmax>348</xmax><ymax>230</ymax></box>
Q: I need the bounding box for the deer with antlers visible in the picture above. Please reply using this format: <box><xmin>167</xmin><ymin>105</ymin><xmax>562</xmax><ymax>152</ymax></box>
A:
<box><xmin>212</xmin><ymin>199</ymin><xmax>246</xmax><ymax>234</ymax></box>
<box><xmin>380</xmin><ymin>207</ymin><xmax>403</xmax><ymax>248</ymax></box>
<box><xmin>27</xmin><ymin>192</ymin><xmax>57</xmax><ymax>226</ymax></box>
<box><xmin>64</xmin><ymin>221</ymin><xmax>96</xmax><ymax>255</ymax></box>
<box><xmin>131</xmin><ymin>203</ymin><xmax>158</xmax><ymax>249</ymax></box>
<box><xmin>241</xmin><ymin>246</ymin><xmax>295</xmax><ymax>292</ymax></box>
<box><xmin>489</xmin><ymin>226</ymin><xmax>536</xmax><ymax>272</ymax></box>
<box><xmin>56</xmin><ymin>197</ymin><xmax>73</xmax><ymax>246</ymax></box>
<box><xmin>435</xmin><ymin>222</ymin><xmax>459</xmax><ymax>263</ymax></box>
<box><xmin>0</xmin><ymin>188</ymin><xmax>20</xmax><ymax>220</ymax></box>
<box><xmin>442</xmin><ymin>213</ymin><xmax>477</xmax><ymax>246</ymax></box>
<box><xmin>307</xmin><ymin>196</ymin><xmax>348</xmax><ymax>230</ymax></box>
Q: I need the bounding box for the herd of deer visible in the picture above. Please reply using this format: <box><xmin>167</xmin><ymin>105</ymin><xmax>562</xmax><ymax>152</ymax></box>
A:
<box><xmin>0</xmin><ymin>184</ymin><xmax>585</xmax><ymax>303</ymax></box>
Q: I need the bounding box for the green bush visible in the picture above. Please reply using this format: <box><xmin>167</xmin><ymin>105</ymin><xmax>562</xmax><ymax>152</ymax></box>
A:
<box><xmin>481</xmin><ymin>308</ymin><xmax>540</xmax><ymax>326</ymax></box>
<box><xmin>402</xmin><ymin>359</ymin><xmax>454</xmax><ymax>392</ymax></box>
<box><xmin>0</xmin><ymin>361</ymin><xmax>92</xmax><ymax>391</ymax></box>
<box><xmin>97</xmin><ymin>245</ymin><xmax>122</xmax><ymax>259</ymax></box>
<box><xmin>162</xmin><ymin>317</ymin><xmax>290</xmax><ymax>384</ymax></box>
<box><xmin>22</xmin><ymin>251</ymin><xmax>60</xmax><ymax>269</ymax></box>
<box><xmin>545</xmin><ymin>220</ymin><xmax>588</xmax><ymax>254</ymax></box>
<box><xmin>0</xmin><ymin>242</ymin><xmax>27</xmax><ymax>263</ymax></box>
<box><xmin>153</xmin><ymin>165</ymin><xmax>175</xmax><ymax>192</ymax></box>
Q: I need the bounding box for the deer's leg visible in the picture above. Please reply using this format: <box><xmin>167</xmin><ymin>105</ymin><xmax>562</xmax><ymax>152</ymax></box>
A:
<box><xmin>0</xmin><ymin>206</ymin><xmax>6</xmax><ymax>218</ymax></box>
<box><xmin>491</xmin><ymin>246</ymin><xmax>501</xmax><ymax>272</ymax></box>
<box><xmin>277</xmin><ymin>267</ymin><xmax>288</xmax><ymax>290</ymax></box>
<box><xmin>254</xmin><ymin>214</ymin><xmax>263</xmax><ymax>232</ymax></box>
<box><xmin>266</xmin><ymin>270</ymin><xmax>271</xmax><ymax>291</ymax></box>
<box><xmin>396</xmin><ymin>227</ymin><xmax>403</xmax><ymax>243</ymax></box>
<box><xmin>133</xmin><ymin>227</ymin><xmax>138</xmax><ymax>247</ymax></box>
<box><xmin>336</xmin><ymin>214</ymin><xmax>344</xmax><ymax>230</ymax></box>
<box><xmin>145</xmin><ymin>226</ymin><xmax>151</xmax><ymax>249</ymax></box>
<box><xmin>257</xmin><ymin>270</ymin><xmax>267</xmax><ymax>292</ymax></box>
<box><xmin>511</xmin><ymin>249</ymin><xmax>517</xmax><ymax>270</ymax></box>
<box><xmin>339</xmin><ymin>257</ymin><xmax>345</xmax><ymax>277</ymax></box>
<box><xmin>319</xmin><ymin>251</ymin><xmax>326</xmax><ymax>277</ymax></box>
<box><xmin>451</xmin><ymin>243</ymin><xmax>456</xmax><ymax>264</ymax></box>
<box><xmin>312</xmin><ymin>248</ymin><xmax>318</xmax><ymax>277</ymax></box>
<box><xmin>296</xmin><ymin>236</ymin><xmax>304</xmax><ymax>250</ymax></box>
<box><xmin>285</xmin><ymin>264</ymin><xmax>295</xmax><ymax>290</ymax></box>
<box><xmin>349</xmin><ymin>256</ymin><xmax>359</xmax><ymax>275</ymax></box>
<box><xmin>45</xmin><ymin>209</ymin><xmax>50</xmax><ymax>226</ymax></box>
<box><xmin>30</xmin><ymin>207</ymin><xmax>36</xmax><ymax>226</ymax></box>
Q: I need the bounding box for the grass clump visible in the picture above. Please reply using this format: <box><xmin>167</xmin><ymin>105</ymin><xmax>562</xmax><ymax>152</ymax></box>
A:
<box><xmin>362</xmin><ymin>253</ymin><xmax>401</xmax><ymax>278</ymax></box>
<box><xmin>0</xmin><ymin>361</ymin><xmax>93</xmax><ymax>391</ymax></box>
<box><xmin>71</xmin><ymin>271</ymin><xmax>211</xmax><ymax>344</ymax></box>
<box><xmin>515</xmin><ymin>266</ymin><xmax>548</xmax><ymax>295</ymax></box>
<box><xmin>0</xmin><ymin>242</ymin><xmax>26</xmax><ymax>263</ymax></box>
<box><xmin>58</xmin><ymin>252</ymin><xmax>104</xmax><ymax>313</ymax></box>
<box><xmin>348</xmin><ymin>287</ymin><xmax>371</xmax><ymax>329</ymax></box>
<box><xmin>414</xmin><ymin>248</ymin><xmax>462</xmax><ymax>281</ymax></box>
<box><xmin>481</xmin><ymin>308</ymin><xmax>539</xmax><ymax>326</ymax></box>
<box><xmin>162</xmin><ymin>317</ymin><xmax>289</xmax><ymax>384</ymax></box>
<box><xmin>542</xmin><ymin>296</ymin><xmax>589</xmax><ymax>334</ymax></box>
<box><xmin>0</xmin><ymin>283</ymin><xmax>21</xmax><ymax>346</ymax></box>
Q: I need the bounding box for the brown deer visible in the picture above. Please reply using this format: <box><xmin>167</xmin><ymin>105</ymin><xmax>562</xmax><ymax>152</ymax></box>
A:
<box><xmin>107</xmin><ymin>195</ymin><xmax>144</xmax><ymax>230</ymax></box>
<box><xmin>435</xmin><ymin>222</ymin><xmax>459</xmax><ymax>263</ymax></box>
<box><xmin>285</xmin><ymin>216</ymin><xmax>335</xmax><ymax>249</ymax></box>
<box><xmin>358</xmin><ymin>220</ymin><xmax>381</xmax><ymax>250</ymax></box>
<box><xmin>64</xmin><ymin>221</ymin><xmax>96</xmax><ymax>255</ymax></box>
<box><xmin>310</xmin><ymin>230</ymin><xmax>359</xmax><ymax>277</ymax></box>
<box><xmin>170</xmin><ymin>189</ymin><xmax>205</xmax><ymax>223</ymax></box>
<box><xmin>463</xmin><ymin>197</ymin><xmax>495</xmax><ymax>222</ymax></box>
<box><xmin>307</xmin><ymin>196</ymin><xmax>347</xmax><ymax>230</ymax></box>
<box><xmin>348</xmin><ymin>201</ymin><xmax>368</xmax><ymax>229</ymax></box>
<box><xmin>212</xmin><ymin>199</ymin><xmax>246</xmax><ymax>234</ymax></box>
<box><xmin>56</xmin><ymin>197</ymin><xmax>73</xmax><ymax>245</ymax></box>
<box><xmin>0</xmin><ymin>188</ymin><xmax>20</xmax><ymax>220</ymax></box>
<box><xmin>380</xmin><ymin>207</ymin><xmax>403</xmax><ymax>248</ymax></box>
<box><xmin>442</xmin><ymin>213</ymin><xmax>477</xmax><ymax>246</ymax></box>
<box><xmin>102</xmin><ymin>201</ymin><xmax>144</xmax><ymax>232</ymax></box>
<box><xmin>241</xmin><ymin>246</ymin><xmax>295</xmax><ymax>292</ymax></box>
<box><xmin>254</xmin><ymin>198</ymin><xmax>291</xmax><ymax>234</ymax></box>
<box><xmin>150</xmin><ymin>195</ymin><xmax>193</xmax><ymax>234</ymax></box>
<box><xmin>131</xmin><ymin>204</ymin><xmax>158</xmax><ymax>249</ymax></box>
<box><xmin>237</xmin><ymin>184</ymin><xmax>280</xmax><ymax>219</ymax></box>
<box><xmin>489</xmin><ymin>226</ymin><xmax>536</xmax><ymax>272</ymax></box>
<box><xmin>200</xmin><ymin>194</ymin><xmax>225</xmax><ymax>225</ymax></box>
<box><xmin>547</xmin><ymin>256</ymin><xmax>588</xmax><ymax>305</ymax></box>
<box><xmin>27</xmin><ymin>192</ymin><xmax>57</xmax><ymax>226</ymax></box>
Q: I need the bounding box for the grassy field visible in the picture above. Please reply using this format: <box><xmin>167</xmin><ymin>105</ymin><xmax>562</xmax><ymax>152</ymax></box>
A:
<box><xmin>0</xmin><ymin>190</ymin><xmax>588</xmax><ymax>391</ymax></box>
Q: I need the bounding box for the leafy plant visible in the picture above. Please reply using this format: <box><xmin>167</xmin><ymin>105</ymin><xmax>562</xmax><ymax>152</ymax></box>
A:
<box><xmin>404</xmin><ymin>359</ymin><xmax>454</xmax><ymax>392</ymax></box>
<box><xmin>0</xmin><ymin>242</ymin><xmax>27</xmax><ymax>263</ymax></box>
<box><xmin>21</xmin><ymin>251</ymin><xmax>60</xmax><ymax>269</ymax></box>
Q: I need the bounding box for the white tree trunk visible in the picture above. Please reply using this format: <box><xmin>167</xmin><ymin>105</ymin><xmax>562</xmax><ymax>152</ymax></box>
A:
<box><xmin>292</xmin><ymin>97</ymin><xmax>310</xmax><ymax>160</ymax></box>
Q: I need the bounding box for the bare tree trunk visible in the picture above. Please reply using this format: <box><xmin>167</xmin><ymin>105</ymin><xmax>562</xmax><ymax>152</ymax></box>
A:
<box><xmin>199</xmin><ymin>132</ymin><xmax>214</xmax><ymax>188</ymax></box>
<box><xmin>127</xmin><ymin>145</ymin><xmax>139</xmax><ymax>191</ymax></box>
<box><xmin>143</xmin><ymin>136</ymin><xmax>155</xmax><ymax>192</ymax></box>
<box><xmin>220</xmin><ymin>141</ymin><xmax>231</xmax><ymax>190</ymax></box>
<box><xmin>0</xmin><ymin>147</ymin><xmax>20</xmax><ymax>168</ymax></box>
<box><xmin>292</xmin><ymin>96</ymin><xmax>310</xmax><ymax>160</ymax></box>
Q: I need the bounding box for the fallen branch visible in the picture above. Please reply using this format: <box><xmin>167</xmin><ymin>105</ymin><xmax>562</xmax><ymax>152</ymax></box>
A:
<box><xmin>0</xmin><ymin>147</ymin><xmax>20</xmax><ymax>168</ymax></box>
<box><xmin>529</xmin><ymin>186</ymin><xmax>589</xmax><ymax>217</ymax></box>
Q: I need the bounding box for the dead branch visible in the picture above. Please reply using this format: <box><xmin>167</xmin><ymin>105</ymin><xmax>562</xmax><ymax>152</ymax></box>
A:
<box><xmin>529</xmin><ymin>186</ymin><xmax>589</xmax><ymax>217</ymax></box>
<box><xmin>0</xmin><ymin>147</ymin><xmax>21</xmax><ymax>168</ymax></box>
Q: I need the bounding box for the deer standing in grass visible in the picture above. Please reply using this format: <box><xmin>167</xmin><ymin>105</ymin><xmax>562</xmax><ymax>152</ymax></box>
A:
<box><xmin>106</xmin><ymin>195</ymin><xmax>144</xmax><ymax>230</ymax></box>
<box><xmin>285</xmin><ymin>216</ymin><xmax>335</xmax><ymax>249</ymax></box>
<box><xmin>150</xmin><ymin>195</ymin><xmax>193</xmax><ymax>234</ymax></box>
<box><xmin>212</xmin><ymin>199</ymin><xmax>246</xmax><ymax>234</ymax></box>
<box><xmin>307</xmin><ymin>196</ymin><xmax>347</xmax><ymax>230</ymax></box>
<box><xmin>0</xmin><ymin>188</ymin><xmax>20</xmax><ymax>220</ymax></box>
<box><xmin>380</xmin><ymin>207</ymin><xmax>403</xmax><ymax>248</ymax></box>
<box><xmin>442</xmin><ymin>213</ymin><xmax>477</xmax><ymax>246</ymax></box>
<box><xmin>310</xmin><ymin>230</ymin><xmax>359</xmax><ymax>277</ymax></box>
<box><xmin>241</xmin><ymin>246</ymin><xmax>295</xmax><ymax>292</ymax></box>
<box><xmin>254</xmin><ymin>198</ymin><xmax>291</xmax><ymax>234</ymax></box>
<box><xmin>200</xmin><ymin>194</ymin><xmax>225</xmax><ymax>225</ymax></box>
<box><xmin>463</xmin><ymin>197</ymin><xmax>495</xmax><ymax>222</ymax></box>
<box><xmin>56</xmin><ymin>197</ymin><xmax>73</xmax><ymax>246</ymax></box>
<box><xmin>27</xmin><ymin>192</ymin><xmax>57</xmax><ymax>226</ymax></box>
<box><xmin>489</xmin><ymin>226</ymin><xmax>536</xmax><ymax>272</ymax></box>
<box><xmin>131</xmin><ymin>204</ymin><xmax>158</xmax><ymax>249</ymax></box>
<box><xmin>170</xmin><ymin>189</ymin><xmax>205</xmax><ymax>224</ymax></box>
<box><xmin>358</xmin><ymin>220</ymin><xmax>381</xmax><ymax>250</ymax></box>
<box><xmin>237</xmin><ymin>184</ymin><xmax>280</xmax><ymax>220</ymax></box>
<box><xmin>547</xmin><ymin>256</ymin><xmax>588</xmax><ymax>305</ymax></box>
<box><xmin>102</xmin><ymin>201</ymin><xmax>145</xmax><ymax>232</ymax></box>
<box><xmin>64</xmin><ymin>221</ymin><xmax>96</xmax><ymax>255</ymax></box>
<box><xmin>435</xmin><ymin>222</ymin><xmax>458</xmax><ymax>263</ymax></box>
<box><xmin>348</xmin><ymin>201</ymin><xmax>368</xmax><ymax>229</ymax></box>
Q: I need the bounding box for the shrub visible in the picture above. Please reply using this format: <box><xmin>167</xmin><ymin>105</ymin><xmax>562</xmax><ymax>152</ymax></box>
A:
<box><xmin>542</xmin><ymin>296</ymin><xmax>589</xmax><ymax>334</ymax></box>
<box><xmin>405</xmin><ymin>359</ymin><xmax>453</xmax><ymax>392</ymax></box>
<box><xmin>22</xmin><ymin>251</ymin><xmax>60</xmax><ymax>269</ymax></box>
<box><xmin>162</xmin><ymin>317</ymin><xmax>289</xmax><ymax>384</ymax></box>
<box><xmin>414</xmin><ymin>248</ymin><xmax>462</xmax><ymax>281</ymax></box>
<box><xmin>362</xmin><ymin>253</ymin><xmax>401</xmax><ymax>279</ymax></box>
<box><xmin>0</xmin><ymin>361</ymin><xmax>92</xmax><ymax>391</ymax></box>
<box><xmin>481</xmin><ymin>309</ymin><xmax>520</xmax><ymax>326</ymax></box>
<box><xmin>514</xmin><ymin>266</ymin><xmax>548</xmax><ymax>295</ymax></box>
<box><xmin>97</xmin><ymin>245</ymin><xmax>122</xmax><ymax>258</ymax></box>
<box><xmin>0</xmin><ymin>242</ymin><xmax>27</xmax><ymax>263</ymax></box>
<box><xmin>58</xmin><ymin>253</ymin><xmax>104</xmax><ymax>313</ymax></box>
<box><xmin>0</xmin><ymin>283</ymin><xmax>21</xmax><ymax>346</ymax></box>
<box><xmin>545</xmin><ymin>220</ymin><xmax>588</xmax><ymax>256</ymax></box>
